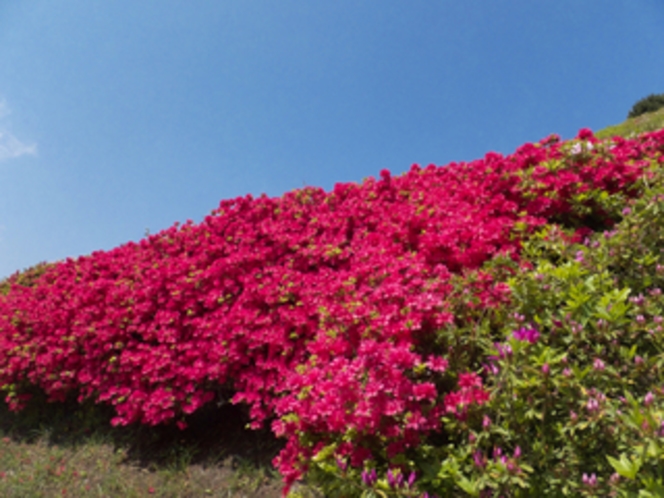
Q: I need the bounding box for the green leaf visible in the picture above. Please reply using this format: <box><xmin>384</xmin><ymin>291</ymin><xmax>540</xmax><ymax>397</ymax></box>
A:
<box><xmin>607</xmin><ymin>453</ymin><xmax>641</xmax><ymax>479</ymax></box>
<box><xmin>456</xmin><ymin>475</ymin><xmax>481</xmax><ymax>497</ymax></box>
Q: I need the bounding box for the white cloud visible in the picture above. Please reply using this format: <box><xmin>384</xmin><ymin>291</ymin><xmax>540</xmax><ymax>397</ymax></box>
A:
<box><xmin>0</xmin><ymin>99</ymin><xmax>37</xmax><ymax>162</ymax></box>
<box><xmin>0</xmin><ymin>131</ymin><xmax>37</xmax><ymax>161</ymax></box>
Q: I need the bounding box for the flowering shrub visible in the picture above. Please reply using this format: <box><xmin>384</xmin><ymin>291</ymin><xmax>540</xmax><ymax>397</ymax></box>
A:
<box><xmin>1</xmin><ymin>128</ymin><xmax>664</xmax><ymax>496</ymax></box>
<box><xmin>435</xmin><ymin>179</ymin><xmax>664</xmax><ymax>496</ymax></box>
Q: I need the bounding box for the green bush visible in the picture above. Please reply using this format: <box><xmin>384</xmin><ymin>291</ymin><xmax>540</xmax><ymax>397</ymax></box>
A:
<box><xmin>628</xmin><ymin>93</ymin><xmax>664</xmax><ymax>119</ymax></box>
<box><xmin>429</xmin><ymin>176</ymin><xmax>664</xmax><ymax>496</ymax></box>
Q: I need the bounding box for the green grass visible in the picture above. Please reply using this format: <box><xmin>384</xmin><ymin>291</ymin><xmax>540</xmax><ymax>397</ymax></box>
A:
<box><xmin>596</xmin><ymin>106</ymin><xmax>664</xmax><ymax>139</ymax></box>
<box><xmin>0</xmin><ymin>391</ymin><xmax>322</xmax><ymax>497</ymax></box>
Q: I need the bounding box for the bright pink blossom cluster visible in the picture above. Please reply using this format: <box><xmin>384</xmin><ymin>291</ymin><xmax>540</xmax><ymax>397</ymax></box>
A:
<box><xmin>1</xmin><ymin>129</ymin><xmax>663</xmax><ymax>489</ymax></box>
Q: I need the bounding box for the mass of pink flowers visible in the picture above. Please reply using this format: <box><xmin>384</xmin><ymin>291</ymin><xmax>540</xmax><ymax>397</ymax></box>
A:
<box><xmin>1</xmin><ymin>128</ymin><xmax>663</xmax><ymax>490</ymax></box>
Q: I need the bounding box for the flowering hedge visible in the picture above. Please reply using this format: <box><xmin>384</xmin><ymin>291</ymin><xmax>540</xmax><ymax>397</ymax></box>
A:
<box><xmin>1</xmin><ymin>128</ymin><xmax>664</xmax><ymax>495</ymax></box>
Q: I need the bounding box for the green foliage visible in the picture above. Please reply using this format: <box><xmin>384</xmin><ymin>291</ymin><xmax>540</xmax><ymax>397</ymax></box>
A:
<box><xmin>0</xmin><ymin>261</ymin><xmax>54</xmax><ymax>296</ymax></box>
<box><xmin>425</xmin><ymin>177</ymin><xmax>664</xmax><ymax>496</ymax></box>
<box><xmin>628</xmin><ymin>93</ymin><xmax>664</xmax><ymax>119</ymax></box>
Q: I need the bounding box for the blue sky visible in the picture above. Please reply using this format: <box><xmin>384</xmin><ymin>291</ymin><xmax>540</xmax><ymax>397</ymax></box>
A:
<box><xmin>1</xmin><ymin>1</ymin><xmax>663</xmax><ymax>279</ymax></box>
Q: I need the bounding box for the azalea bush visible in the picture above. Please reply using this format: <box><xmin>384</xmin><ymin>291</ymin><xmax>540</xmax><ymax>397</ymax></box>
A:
<box><xmin>1</xmin><ymin>127</ymin><xmax>664</xmax><ymax>496</ymax></box>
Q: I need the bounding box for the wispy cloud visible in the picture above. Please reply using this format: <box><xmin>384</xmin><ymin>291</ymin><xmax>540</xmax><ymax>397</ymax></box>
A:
<box><xmin>0</xmin><ymin>99</ymin><xmax>37</xmax><ymax>162</ymax></box>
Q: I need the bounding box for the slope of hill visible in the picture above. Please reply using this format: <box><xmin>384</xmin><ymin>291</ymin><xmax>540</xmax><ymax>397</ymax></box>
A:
<box><xmin>1</xmin><ymin>123</ymin><xmax>664</xmax><ymax>496</ymax></box>
<box><xmin>597</xmin><ymin>106</ymin><xmax>664</xmax><ymax>139</ymax></box>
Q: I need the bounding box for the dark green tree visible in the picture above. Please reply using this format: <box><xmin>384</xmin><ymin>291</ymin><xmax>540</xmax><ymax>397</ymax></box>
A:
<box><xmin>628</xmin><ymin>92</ymin><xmax>664</xmax><ymax>118</ymax></box>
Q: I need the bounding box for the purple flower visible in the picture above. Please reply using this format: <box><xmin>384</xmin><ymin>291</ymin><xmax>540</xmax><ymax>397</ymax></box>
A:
<box><xmin>586</xmin><ymin>398</ymin><xmax>599</xmax><ymax>413</ymax></box>
<box><xmin>483</xmin><ymin>362</ymin><xmax>500</xmax><ymax>376</ymax></box>
<box><xmin>491</xmin><ymin>342</ymin><xmax>513</xmax><ymax>360</ymax></box>
<box><xmin>387</xmin><ymin>469</ymin><xmax>397</xmax><ymax>489</ymax></box>
<box><xmin>582</xmin><ymin>473</ymin><xmax>597</xmax><ymax>487</ymax></box>
<box><xmin>512</xmin><ymin>327</ymin><xmax>540</xmax><ymax>344</ymax></box>
<box><xmin>361</xmin><ymin>468</ymin><xmax>377</xmax><ymax>487</ymax></box>
<box><xmin>473</xmin><ymin>451</ymin><xmax>485</xmax><ymax>468</ymax></box>
<box><xmin>644</xmin><ymin>391</ymin><xmax>654</xmax><ymax>406</ymax></box>
<box><xmin>407</xmin><ymin>472</ymin><xmax>417</xmax><ymax>488</ymax></box>
<box><xmin>386</xmin><ymin>469</ymin><xmax>405</xmax><ymax>489</ymax></box>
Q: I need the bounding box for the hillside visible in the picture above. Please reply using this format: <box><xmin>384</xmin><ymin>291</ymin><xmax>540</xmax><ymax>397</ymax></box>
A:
<box><xmin>597</xmin><ymin>106</ymin><xmax>664</xmax><ymax>139</ymax></box>
<box><xmin>1</xmin><ymin>119</ymin><xmax>664</xmax><ymax>496</ymax></box>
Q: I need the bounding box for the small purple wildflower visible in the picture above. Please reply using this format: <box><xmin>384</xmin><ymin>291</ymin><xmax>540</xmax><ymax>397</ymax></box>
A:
<box><xmin>387</xmin><ymin>469</ymin><xmax>397</xmax><ymax>489</ymax></box>
<box><xmin>483</xmin><ymin>362</ymin><xmax>500</xmax><ymax>376</ymax></box>
<box><xmin>586</xmin><ymin>398</ymin><xmax>599</xmax><ymax>413</ymax></box>
<box><xmin>512</xmin><ymin>327</ymin><xmax>540</xmax><ymax>344</ymax></box>
<box><xmin>473</xmin><ymin>451</ymin><xmax>485</xmax><ymax>468</ymax></box>
<box><xmin>582</xmin><ymin>473</ymin><xmax>597</xmax><ymax>487</ymax></box>
<box><xmin>361</xmin><ymin>468</ymin><xmax>377</xmax><ymax>487</ymax></box>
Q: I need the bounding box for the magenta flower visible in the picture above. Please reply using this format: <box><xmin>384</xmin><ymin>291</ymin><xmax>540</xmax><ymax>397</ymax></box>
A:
<box><xmin>361</xmin><ymin>468</ymin><xmax>377</xmax><ymax>487</ymax></box>
<box><xmin>582</xmin><ymin>473</ymin><xmax>597</xmax><ymax>487</ymax></box>
<box><xmin>407</xmin><ymin>472</ymin><xmax>417</xmax><ymax>488</ymax></box>
<box><xmin>512</xmin><ymin>327</ymin><xmax>540</xmax><ymax>344</ymax></box>
<box><xmin>387</xmin><ymin>469</ymin><xmax>397</xmax><ymax>489</ymax></box>
<box><xmin>473</xmin><ymin>451</ymin><xmax>485</xmax><ymax>468</ymax></box>
<box><xmin>586</xmin><ymin>398</ymin><xmax>599</xmax><ymax>413</ymax></box>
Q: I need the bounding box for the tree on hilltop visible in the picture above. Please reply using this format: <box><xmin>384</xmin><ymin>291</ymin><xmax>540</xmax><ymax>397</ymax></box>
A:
<box><xmin>628</xmin><ymin>92</ymin><xmax>664</xmax><ymax>118</ymax></box>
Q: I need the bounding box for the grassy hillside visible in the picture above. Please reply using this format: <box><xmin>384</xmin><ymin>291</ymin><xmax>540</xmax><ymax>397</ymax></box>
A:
<box><xmin>596</xmin><ymin>106</ymin><xmax>664</xmax><ymax>139</ymax></box>
<box><xmin>1</xmin><ymin>119</ymin><xmax>664</xmax><ymax>496</ymax></box>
